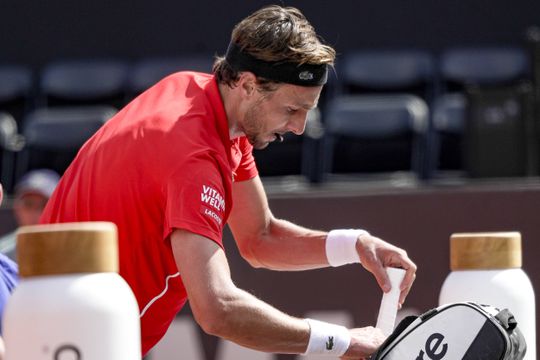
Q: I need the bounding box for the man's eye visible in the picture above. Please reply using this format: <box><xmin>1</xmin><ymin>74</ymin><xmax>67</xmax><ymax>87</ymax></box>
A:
<box><xmin>287</xmin><ymin>107</ymin><xmax>298</xmax><ymax>114</ymax></box>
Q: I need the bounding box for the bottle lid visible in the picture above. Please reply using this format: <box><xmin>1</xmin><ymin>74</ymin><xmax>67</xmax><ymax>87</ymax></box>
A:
<box><xmin>17</xmin><ymin>222</ymin><xmax>119</xmax><ymax>277</ymax></box>
<box><xmin>450</xmin><ymin>232</ymin><xmax>522</xmax><ymax>270</ymax></box>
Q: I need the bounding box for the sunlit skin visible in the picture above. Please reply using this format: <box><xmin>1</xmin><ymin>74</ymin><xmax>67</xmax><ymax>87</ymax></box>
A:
<box><xmin>220</xmin><ymin>72</ymin><xmax>322</xmax><ymax>149</ymax></box>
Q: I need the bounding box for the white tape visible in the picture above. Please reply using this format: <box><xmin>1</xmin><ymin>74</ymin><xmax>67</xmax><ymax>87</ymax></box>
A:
<box><xmin>376</xmin><ymin>267</ymin><xmax>406</xmax><ymax>336</ymax></box>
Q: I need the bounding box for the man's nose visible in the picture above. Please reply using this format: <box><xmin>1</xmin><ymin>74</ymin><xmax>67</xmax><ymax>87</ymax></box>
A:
<box><xmin>287</xmin><ymin>113</ymin><xmax>307</xmax><ymax>135</ymax></box>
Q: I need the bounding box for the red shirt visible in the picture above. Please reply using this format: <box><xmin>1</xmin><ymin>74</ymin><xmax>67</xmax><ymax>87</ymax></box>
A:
<box><xmin>40</xmin><ymin>72</ymin><xmax>258</xmax><ymax>355</ymax></box>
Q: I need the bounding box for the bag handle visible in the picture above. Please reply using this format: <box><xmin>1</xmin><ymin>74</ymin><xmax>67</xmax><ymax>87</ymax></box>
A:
<box><xmin>495</xmin><ymin>308</ymin><xmax>518</xmax><ymax>331</ymax></box>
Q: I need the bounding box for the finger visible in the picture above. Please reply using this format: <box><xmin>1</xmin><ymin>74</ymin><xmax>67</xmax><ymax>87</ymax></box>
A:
<box><xmin>399</xmin><ymin>267</ymin><xmax>417</xmax><ymax>305</ymax></box>
<box><xmin>399</xmin><ymin>281</ymin><xmax>412</xmax><ymax>305</ymax></box>
<box><xmin>372</xmin><ymin>262</ymin><xmax>391</xmax><ymax>292</ymax></box>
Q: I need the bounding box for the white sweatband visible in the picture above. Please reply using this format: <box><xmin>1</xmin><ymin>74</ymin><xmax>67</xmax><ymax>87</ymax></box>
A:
<box><xmin>325</xmin><ymin>229</ymin><xmax>368</xmax><ymax>267</ymax></box>
<box><xmin>303</xmin><ymin>318</ymin><xmax>351</xmax><ymax>356</ymax></box>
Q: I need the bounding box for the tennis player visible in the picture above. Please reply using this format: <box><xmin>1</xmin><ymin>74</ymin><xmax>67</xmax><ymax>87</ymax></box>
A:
<box><xmin>41</xmin><ymin>5</ymin><xmax>416</xmax><ymax>358</ymax></box>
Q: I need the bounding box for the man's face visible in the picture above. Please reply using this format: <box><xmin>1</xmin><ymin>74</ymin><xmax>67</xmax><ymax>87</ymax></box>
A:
<box><xmin>240</xmin><ymin>83</ymin><xmax>322</xmax><ymax>150</ymax></box>
<box><xmin>14</xmin><ymin>193</ymin><xmax>49</xmax><ymax>226</ymax></box>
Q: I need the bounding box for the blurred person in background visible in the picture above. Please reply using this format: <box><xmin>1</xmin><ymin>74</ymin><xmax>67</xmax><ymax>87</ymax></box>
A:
<box><xmin>0</xmin><ymin>169</ymin><xmax>59</xmax><ymax>358</ymax></box>
<box><xmin>41</xmin><ymin>5</ymin><xmax>416</xmax><ymax>359</ymax></box>
<box><xmin>0</xmin><ymin>182</ymin><xmax>19</xmax><ymax>360</ymax></box>
<box><xmin>0</xmin><ymin>169</ymin><xmax>60</xmax><ymax>261</ymax></box>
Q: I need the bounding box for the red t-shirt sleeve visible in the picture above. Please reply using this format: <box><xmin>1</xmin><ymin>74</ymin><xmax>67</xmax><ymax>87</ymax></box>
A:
<box><xmin>234</xmin><ymin>137</ymin><xmax>259</xmax><ymax>182</ymax></box>
<box><xmin>163</xmin><ymin>153</ymin><xmax>227</xmax><ymax>248</ymax></box>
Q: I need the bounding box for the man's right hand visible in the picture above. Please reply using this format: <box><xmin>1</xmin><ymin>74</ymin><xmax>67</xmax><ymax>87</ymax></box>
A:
<box><xmin>340</xmin><ymin>326</ymin><xmax>386</xmax><ymax>360</ymax></box>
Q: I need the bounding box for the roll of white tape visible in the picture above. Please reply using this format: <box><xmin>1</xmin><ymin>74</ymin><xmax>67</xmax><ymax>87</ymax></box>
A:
<box><xmin>375</xmin><ymin>267</ymin><xmax>406</xmax><ymax>336</ymax></box>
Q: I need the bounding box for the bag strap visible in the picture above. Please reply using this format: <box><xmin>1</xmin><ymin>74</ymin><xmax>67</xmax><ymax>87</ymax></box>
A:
<box><xmin>495</xmin><ymin>308</ymin><xmax>518</xmax><ymax>331</ymax></box>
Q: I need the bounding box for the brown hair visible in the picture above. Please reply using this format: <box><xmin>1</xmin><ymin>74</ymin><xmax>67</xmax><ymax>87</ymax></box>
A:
<box><xmin>213</xmin><ymin>5</ymin><xmax>336</xmax><ymax>90</ymax></box>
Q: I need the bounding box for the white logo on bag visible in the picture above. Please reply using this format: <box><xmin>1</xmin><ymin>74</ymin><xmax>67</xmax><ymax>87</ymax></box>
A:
<box><xmin>416</xmin><ymin>333</ymin><xmax>448</xmax><ymax>360</ymax></box>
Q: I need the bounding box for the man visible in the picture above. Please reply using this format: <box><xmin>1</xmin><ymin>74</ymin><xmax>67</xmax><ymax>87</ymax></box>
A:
<box><xmin>0</xmin><ymin>169</ymin><xmax>60</xmax><ymax>261</ymax></box>
<box><xmin>0</xmin><ymin>183</ymin><xmax>19</xmax><ymax>360</ymax></box>
<box><xmin>41</xmin><ymin>5</ymin><xmax>417</xmax><ymax>358</ymax></box>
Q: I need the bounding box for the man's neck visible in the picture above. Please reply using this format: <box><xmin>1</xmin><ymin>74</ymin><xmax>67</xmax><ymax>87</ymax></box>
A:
<box><xmin>218</xmin><ymin>82</ymin><xmax>244</xmax><ymax>140</ymax></box>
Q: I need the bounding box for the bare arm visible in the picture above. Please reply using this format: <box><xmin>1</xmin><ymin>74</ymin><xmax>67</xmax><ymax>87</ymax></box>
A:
<box><xmin>171</xmin><ymin>228</ymin><xmax>384</xmax><ymax>356</ymax></box>
<box><xmin>228</xmin><ymin>176</ymin><xmax>329</xmax><ymax>270</ymax></box>
<box><xmin>171</xmin><ymin>228</ymin><xmax>310</xmax><ymax>353</ymax></box>
<box><xmin>228</xmin><ymin>176</ymin><xmax>417</xmax><ymax>305</ymax></box>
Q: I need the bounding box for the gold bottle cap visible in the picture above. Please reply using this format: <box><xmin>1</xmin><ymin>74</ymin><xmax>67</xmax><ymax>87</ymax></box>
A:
<box><xmin>17</xmin><ymin>222</ymin><xmax>119</xmax><ymax>277</ymax></box>
<box><xmin>450</xmin><ymin>232</ymin><xmax>522</xmax><ymax>270</ymax></box>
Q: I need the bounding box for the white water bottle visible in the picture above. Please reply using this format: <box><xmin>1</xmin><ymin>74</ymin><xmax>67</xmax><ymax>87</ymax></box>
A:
<box><xmin>439</xmin><ymin>232</ymin><xmax>535</xmax><ymax>360</ymax></box>
<box><xmin>3</xmin><ymin>222</ymin><xmax>141</xmax><ymax>360</ymax></box>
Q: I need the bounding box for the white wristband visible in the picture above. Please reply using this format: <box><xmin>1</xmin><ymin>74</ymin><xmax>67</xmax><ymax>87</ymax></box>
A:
<box><xmin>325</xmin><ymin>229</ymin><xmax>368</xmax><ymax>267</ymax></box>
<box><xmin>303</xmin><ymin>319</ymin><xmax>351</xmax><ymax>356</ymax></box>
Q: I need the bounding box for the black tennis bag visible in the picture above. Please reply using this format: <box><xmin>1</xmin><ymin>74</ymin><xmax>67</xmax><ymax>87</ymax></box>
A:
<box><xmin>372</xmin><ymin>302</ymin><xmax>526</xmax><ymax>360</ymax></box>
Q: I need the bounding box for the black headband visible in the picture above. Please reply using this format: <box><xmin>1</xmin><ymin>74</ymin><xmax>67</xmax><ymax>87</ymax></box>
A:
<box><xmin>225</xmin><ymin>43</ymin><xmax>328</xmax><ymax>87</ymax></box>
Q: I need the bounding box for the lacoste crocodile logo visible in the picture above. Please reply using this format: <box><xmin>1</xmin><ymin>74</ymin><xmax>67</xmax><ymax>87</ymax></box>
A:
<box><xmin>326</xmin><ymin>336</ymin><xmax>334</xmax><ymax>350</ymax></box>
<box><xmin>299</xmin><ymin>71</ymin><xmax>314</xmax><ymax>81</ymax></box>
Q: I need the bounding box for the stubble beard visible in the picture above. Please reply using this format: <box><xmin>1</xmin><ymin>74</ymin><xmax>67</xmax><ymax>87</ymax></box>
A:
<box><xmin>243</xmin><ymin>103</ymin><xmax>270</xmax><ymax>150</ymax></box>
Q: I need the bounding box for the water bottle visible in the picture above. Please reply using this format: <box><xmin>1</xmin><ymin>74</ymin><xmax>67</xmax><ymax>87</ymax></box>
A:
<box><xmin>3</xmin><ymin>222</ymin><xmax>141</xmax><ymax>360</ymax></box>
<box><xmin>439</xmin><ymin>232</ymin><xmax>535</xmax><ymax>360</ymax></box>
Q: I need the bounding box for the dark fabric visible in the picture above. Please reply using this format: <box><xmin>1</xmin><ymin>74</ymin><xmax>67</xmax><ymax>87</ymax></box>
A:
<box><xmin>462</xmin><ymin>319</ymin><xmax>506</xmax><ymax>360</ymax></box>
<box><xmin>225</xmin><ymin>42</ymin><xmax>328</xmax><ymax>86</ymax></box>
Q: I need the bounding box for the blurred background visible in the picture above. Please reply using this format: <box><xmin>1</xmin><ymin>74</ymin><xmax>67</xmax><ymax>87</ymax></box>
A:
<box><xmin>1</xmin><ymin>1</ymin><xmax>539</xmax><ymax>359</ymax></box>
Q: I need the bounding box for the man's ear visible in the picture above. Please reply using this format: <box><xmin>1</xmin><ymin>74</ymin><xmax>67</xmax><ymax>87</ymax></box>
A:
<box><xmin>238</xmin><ymin>72</ymin><xmax>258</xmax><ymax>98</ymax></box>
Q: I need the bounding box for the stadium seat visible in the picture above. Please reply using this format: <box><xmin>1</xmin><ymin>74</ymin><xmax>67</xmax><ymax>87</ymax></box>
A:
<box><xmin>39</xmin><ymin>59</ymin><xmax>128</xmax><ymax>108</ymax></box>
<box><xmin>425</xmin><ymin>46</ymin><xmax>531</xmax><ymax>179</ymax></box>
<box><xmin>126</xmin><ymin>54</ymin><xmax>215</xmax><ymax>98</ymax></box>
<box><xmin>301</xmin><ymin>108</ymin><xmax>326</xmax><ymax>182</ymax></box>
<box><xmin>319</xmin><ymin>50</ymin><xmax>436</xmax><ymax>181</ymax></box>
<box><xmin>0</xmin><ymin>65</ymin><xmax>33</xmax><ymax>124</ymax></box>
<box><xmin>337</xmin><ymin>50</ymin><xmax>436</xmax><ymax>101</ymax></box>
<box><xmin>316</xmin><ymin>95</ymin><xmax>429</xmax><ymax>181</ymax></box>
<box><xmin>429</xmin><ymin>93</ymin><xmax>466</xmax><ymax>173</ymax></box>
<box><xmin>440</xmin><ymin>47</ymin><xmax>530</xmax><ymax>90</ymax></box>
<box><xmin>15</xmin><ymin>106</ymin><xmax>117</xmax><ymax>181</ymax></box>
